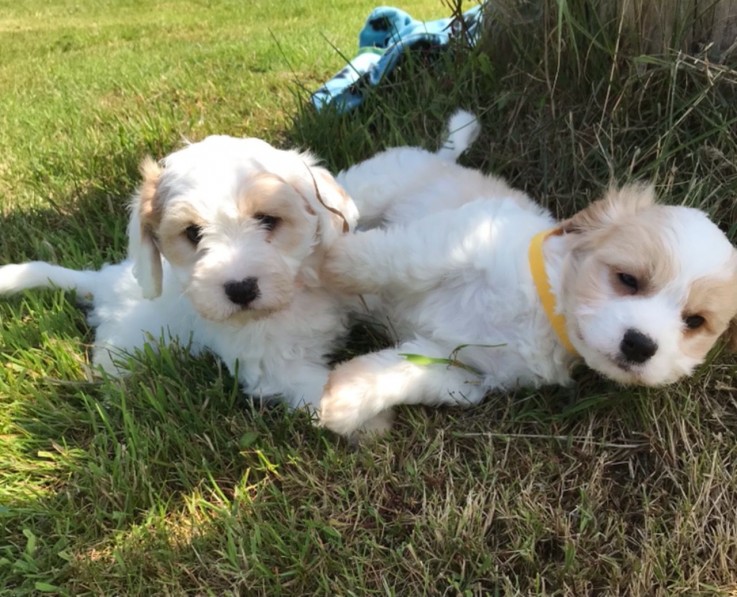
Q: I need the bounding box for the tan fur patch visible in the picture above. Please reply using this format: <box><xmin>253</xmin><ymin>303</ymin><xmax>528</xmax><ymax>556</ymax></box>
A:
<box><xmin>313</xmin><ymin>170</ymin><xmax>352</xmax><ymax>234</ymax></box>
<box><xmin>138</xmin><ymin>157</ymin><xmax>163</xmax><ymax>231</ymax></box>
<box><xmin>133</xmin><ymin>157</ymin><xmax>164</xmax><ymax>296</ymax></box>
<box><xmin>156</xmin><ymin>202</ymin><xmax>203</xmax><ymax>267</ymax></box>
<box><xmin>565</xmin><ymin>203</ymin><xmax>678</xmax><ymax>301</ymax></box>
<box><xmin>237</xmin><ymin>173</ymin><xmax>314</xmax><ymax>254</ymax></box>
<box><xmin>596</xmin><ymin>214</ymin><xmax>678</xmax><ymax>296</ymax></box>
<box><xmin>562</xmin><ymin>185</ymin><xmax>670</xmax><ymax>301</ymax></box>
<box><xmin>681</xmin><ymin>269</ymin><xmax>737</xmax><ymax>358</ymax></box>
<box><xmin>562</xmin><ymin>184</ymin><xmax>656</xmax><ymax>234</ymax></box>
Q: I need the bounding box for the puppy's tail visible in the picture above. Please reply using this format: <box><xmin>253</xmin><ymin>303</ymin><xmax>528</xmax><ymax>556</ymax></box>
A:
<box><xmin>436</xmin><ymin>109</ymin><xmax>481</xmax><ymax>162</ymax></box>
<box><xmin>0</xmin><ymin>262</ymin><xmax>100</xmax><ymax>297</ymax></box>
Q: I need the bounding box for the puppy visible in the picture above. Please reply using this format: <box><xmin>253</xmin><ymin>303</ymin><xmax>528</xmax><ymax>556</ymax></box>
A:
<box><xmin>0</xmin><ymin>135</ymin><xmax>358</xmax><ymax>409</ymax></box>
<box><xmin>319</xmin><ymin>111</ymin><xmax>737</xmax><ymax>436</ymax></box>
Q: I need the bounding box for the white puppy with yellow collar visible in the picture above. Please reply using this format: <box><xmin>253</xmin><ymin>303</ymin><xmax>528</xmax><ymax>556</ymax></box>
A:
<box><xmin>319</xmin><ymin>111</ymin><xmax>737</xmax><ymax>436</ymax></box>
<box><xmin>0</xmin><ymin>135</ymin><xmax>358</xmax><ymax>409</ymax></box>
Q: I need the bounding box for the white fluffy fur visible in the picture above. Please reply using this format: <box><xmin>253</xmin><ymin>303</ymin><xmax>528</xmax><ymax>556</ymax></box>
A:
<box><xmin>319</xmin><ymin>111</ymin><xmax>737</xmax><ymax>436</ymax></box>
<box><xmin>0</xmin><ymin>135</ymin><xmax>358</xmax><ymax>409</ymax></box>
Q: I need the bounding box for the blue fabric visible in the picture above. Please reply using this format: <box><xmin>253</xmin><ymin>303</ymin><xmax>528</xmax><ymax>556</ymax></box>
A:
<box><xmin>311</xmin><ymin>3</ymin><xmax>486</xmax><ymax>113</ymax></box>
<box><xmin>358</xmin><ymin>6</ymin><xmax>414</xmax><ymax>48</ymax></box>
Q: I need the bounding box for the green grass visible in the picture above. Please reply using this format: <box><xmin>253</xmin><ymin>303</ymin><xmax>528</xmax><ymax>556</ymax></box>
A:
<box><xmin>2</xmin><ymin>0</ymin><xmax>737</xmax><ymax>595</ymax></box>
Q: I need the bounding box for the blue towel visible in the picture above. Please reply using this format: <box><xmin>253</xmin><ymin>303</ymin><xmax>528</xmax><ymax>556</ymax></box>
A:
<box><xmin>311</xmin><ymin>3</ymin><xmax>486</xmax><ymax>113</ymax></box>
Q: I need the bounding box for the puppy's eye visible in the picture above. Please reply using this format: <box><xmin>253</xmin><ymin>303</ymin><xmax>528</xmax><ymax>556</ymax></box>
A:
<box><xmin>617</xmin><ymin>272</ymin><xmax>639</xmax><ymax>294</ymax></box>
<box><xmin>683</xmin><ymin>314</ymin><xmax>705</xmax><ymax>330</ymax></box>
<box><xmin>184</xmin><ymin>224</ymin><xmax>203</xmax><ymax>245</ymax></box>
<box><xmin>254</xmin><ymin>213</ymin><xmax>280</xmax><ymax>232</ymax></box>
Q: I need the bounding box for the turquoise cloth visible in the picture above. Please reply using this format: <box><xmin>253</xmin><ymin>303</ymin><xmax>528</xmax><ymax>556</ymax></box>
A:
<box><xmin>311</xmin><ymin>3</ymin><xmax>486</xmax><ymax>112</ymax></box>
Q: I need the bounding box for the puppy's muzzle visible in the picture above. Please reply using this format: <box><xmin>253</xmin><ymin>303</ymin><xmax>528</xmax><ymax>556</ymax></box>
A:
<box><xmin>224</xmin><ymin>277</ymin><xmax>260</xmax><ymax>307</ymax></box>
<box><xmin>619</xmin><ymin>328</ymin><xmax>658</xmax><ymax>364</ymax></box>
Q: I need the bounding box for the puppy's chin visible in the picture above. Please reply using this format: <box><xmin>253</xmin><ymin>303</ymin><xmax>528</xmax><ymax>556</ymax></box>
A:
<box><xmin>572</xmin><ymin>336</ymin><xmax>697</xmax><ymax>387</ymax></box>
<box><xmin>581</xmin><ymin>353</ymin><xmax>676</xmax><ymax>386</ymax></box>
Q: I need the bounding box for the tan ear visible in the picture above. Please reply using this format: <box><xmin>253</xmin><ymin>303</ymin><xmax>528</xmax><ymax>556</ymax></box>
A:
<box><xmin>561</xmin><ymin>183</ymin><xmax>656</xmax><ymax>233</ymax></box>
<box><xmin>306</xmin><ymin>167</ymin><xmax>359</xmax><ymax>245</ymax></box>
<box><xmin>128</xmin><ymin>157</ymin><xmax>163</xmax><ymax>299</ymax></box>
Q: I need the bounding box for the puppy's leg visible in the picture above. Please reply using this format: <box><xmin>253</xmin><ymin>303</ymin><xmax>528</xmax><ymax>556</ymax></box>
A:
<box><xmin>323</xmin><ymin>200</ymin><xmax>492</xmax><ymax>295</ymax></box>
<box><xmin>319</xmin><ymin>338</ymin><xmax>485</xmax><ymax>436</ymax></box>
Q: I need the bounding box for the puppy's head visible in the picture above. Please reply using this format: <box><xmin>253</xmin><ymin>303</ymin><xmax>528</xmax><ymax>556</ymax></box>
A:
<box><xmin>127</xmin><ymin>135</ymin><xmax>357</xmax><ymax>323</ymax></box>
<box><xmin>558</xmin><ymin>184</ymin><xmax>737</xmax><ymax>386</ymax></box>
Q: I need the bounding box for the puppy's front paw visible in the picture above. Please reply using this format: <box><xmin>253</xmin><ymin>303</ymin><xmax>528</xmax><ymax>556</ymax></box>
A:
<box><xmin>319</xmin><ymin>359</ymin><xmax>387</xmax><ymax>436</ymax></box>
<box><xmin>319</xmin><ymin>377</ymin><xmax>370</xmax><ymax>437</ymax></box>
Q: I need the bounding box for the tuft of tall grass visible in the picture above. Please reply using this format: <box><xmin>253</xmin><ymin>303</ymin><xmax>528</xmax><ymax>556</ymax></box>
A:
<box><xmin>294</xmin><ymin>0</ymin><xmax>737</xmax><ymax>231</ymax></box>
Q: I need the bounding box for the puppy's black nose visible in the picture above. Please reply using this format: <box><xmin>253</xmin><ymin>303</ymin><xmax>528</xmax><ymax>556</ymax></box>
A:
<box><xmin>224</xmin><ymin>277</ymin><xmax>260</xmax><ymax>307</ymax></box>
<box><xmin>620</xmin><ymin>328</ymin><xmax>657</xmax><ymax>364</ymax></box>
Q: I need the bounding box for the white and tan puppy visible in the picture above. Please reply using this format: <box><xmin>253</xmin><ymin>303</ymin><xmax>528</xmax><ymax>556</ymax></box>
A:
<box><xmin>0</xmin><ymin>135</ymin><xmax>358</xmax><ymax>409</ymax></box>
<box><xmin>319</xmin><ymin>111</ymin><xmax>737</xmax><ymax>435</ymax></box>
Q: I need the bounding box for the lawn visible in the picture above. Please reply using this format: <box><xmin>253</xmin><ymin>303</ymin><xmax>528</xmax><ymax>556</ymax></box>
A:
<box><xmin>2</xmin><ymin>0</ymin><xmax>737</xmax><ymax>595</ymax></box>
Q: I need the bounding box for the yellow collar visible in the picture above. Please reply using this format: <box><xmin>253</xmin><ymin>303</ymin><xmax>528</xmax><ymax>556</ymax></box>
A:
<box><xmin>528</xmin><ymin>228</ymin><xmax>578</xmax><ymax>355</ymax></box>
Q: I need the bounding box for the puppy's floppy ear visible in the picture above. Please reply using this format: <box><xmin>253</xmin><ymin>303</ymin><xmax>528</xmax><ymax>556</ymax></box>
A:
<box><xmin>302</xmin><ymin>166</ymin><xmax>359</xmax><ymax>246</ymax></box>
<box><xmin>128</xmin><ymin>157</ymin><xmax>163</xmax><ymax>299</ymax></box>
<box><xmin>560</xmin><ymin>183</ymin><xmax>656</xmax><ymax>233</ymax></box>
